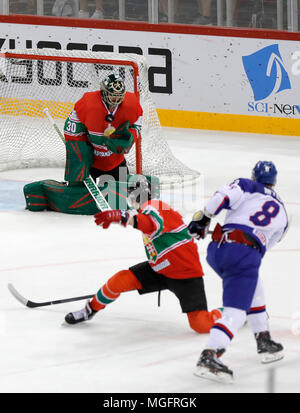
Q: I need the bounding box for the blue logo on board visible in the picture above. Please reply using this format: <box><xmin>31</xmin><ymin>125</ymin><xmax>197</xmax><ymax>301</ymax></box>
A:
<box><xmin>242</xmin><ymin>44</ymin><xmax>291</xmax><ymax>101</ymax></box>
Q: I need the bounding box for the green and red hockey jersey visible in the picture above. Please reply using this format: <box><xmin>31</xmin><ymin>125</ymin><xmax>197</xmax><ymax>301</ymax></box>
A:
<box><xmin>136</xmin><ymin>200</ymin><xmax>204</xmax><ymax>279</ymax></box>
<box><xmin>64</xmin><ymin>90</ymin><xmax>143</xmax><ymax>172</ymax></box>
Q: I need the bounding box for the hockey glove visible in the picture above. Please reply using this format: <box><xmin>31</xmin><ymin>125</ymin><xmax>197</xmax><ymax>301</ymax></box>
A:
<box><xmin>187</xmin><ymin>210</ymin><xmax>211</xmax><ymax>239</ymax></box>
<box><xmin>105</xmin><ymin>121</ymin><xmax>134</xmax><ymax>155</ymax></box>
<box><xmin>94</xmin><ymin>210</ymin><xmax>130</xmax><ymax>229</ymax></box>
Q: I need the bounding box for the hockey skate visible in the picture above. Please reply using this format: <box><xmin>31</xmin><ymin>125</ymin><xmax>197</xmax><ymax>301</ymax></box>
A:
<box><xmin>65</xmin><ymin>300</ymin><xmax>96</xmax><ymax>325</ymax></box>
<box><xmin>194</xmin><ymin>349</ymin><xmax>233</xmax><ymax>384</ymax></box>
<box><xmin>255</xmin><ymin>331</ymin><xmax>284</xmax><ymax>364</ymax></box>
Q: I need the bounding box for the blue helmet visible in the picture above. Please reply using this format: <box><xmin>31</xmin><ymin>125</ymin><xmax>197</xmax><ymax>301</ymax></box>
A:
<box><xmin>252</xmin><ymin>161</ymin><xmax>277</xmax><ymax>185</ymax></box>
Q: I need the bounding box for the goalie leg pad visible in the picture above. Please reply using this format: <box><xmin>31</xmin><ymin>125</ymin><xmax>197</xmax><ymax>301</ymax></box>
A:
<box><xmin>24</xmin><ymin>175</ymin><xmax>160</xmax><ymax>215</ymax></box>
<box><xmin>24</xmin><ymin>180</ymin><xmax>103</xmax><ymax>215</ymax></box>
<box><xmin>23</xmin><ymin>180</ymin><xmax>49</xmax><ymax>211</ymax></box>
<box><xmin>64</xmin><ymin>139</ymin><xmax>93</xmax><ymax>183</ymax></box>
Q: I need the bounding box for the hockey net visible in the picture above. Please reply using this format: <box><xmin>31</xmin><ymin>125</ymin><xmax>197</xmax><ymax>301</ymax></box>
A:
<box><xmin>0</xmin><ymin>49</ymin><xmax>200</xmax><ymax>186</ymax></box>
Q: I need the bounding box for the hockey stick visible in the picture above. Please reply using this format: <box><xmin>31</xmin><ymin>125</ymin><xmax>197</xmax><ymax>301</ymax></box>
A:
<box><xmin>8</xmin><ymin>283</ymin><xmax>94</xmax><ymax>308</ymax></box>
<box><xmin>83</xmin><ymin>175</ymin><xmax>111</xmax><ymax>211</ymax></box>
<box><xmin>43</xmin><ymin>107</ymin><xmax>111</xmax><ymax>211</ymax></box>
<box><xmin>43</xmin><ymin>107</ymin><xmax>65</xmax><ymax>143</ymax></box>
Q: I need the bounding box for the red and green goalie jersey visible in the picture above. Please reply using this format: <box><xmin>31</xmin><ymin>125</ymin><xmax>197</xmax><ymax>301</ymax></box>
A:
<box><xmin>63</xmin><ymin>90</ymin><xmax>143</xmax><ymax>181</ymax></box>
<box><xmin>137</xmin><ymin>200</ymin><xmax>204</xmax><ymax>279</ymax></box>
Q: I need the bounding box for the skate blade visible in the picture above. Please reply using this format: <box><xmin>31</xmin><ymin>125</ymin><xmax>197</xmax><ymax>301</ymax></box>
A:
<box><xmin>260</xmin><ymin>351</ymin><xmax>284</xmax><ymax>364</ymax></box>
<box><xmin>193</xmin><ymin>366</ymin><xmax>234</xmax><ymax>384</ymax></box>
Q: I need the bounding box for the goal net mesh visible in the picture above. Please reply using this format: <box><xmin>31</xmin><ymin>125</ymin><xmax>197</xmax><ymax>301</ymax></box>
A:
<box><xmin>0</xmin><ymin>49</ymin><xmax>200</xmax><ymax>185</ymax></box>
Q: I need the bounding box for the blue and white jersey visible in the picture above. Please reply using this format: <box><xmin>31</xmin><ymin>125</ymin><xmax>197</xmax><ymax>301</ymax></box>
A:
<box><xmin>205</xmin><ymin>178</ymin><xmax>289</xmax><ymax>255</ymax></box>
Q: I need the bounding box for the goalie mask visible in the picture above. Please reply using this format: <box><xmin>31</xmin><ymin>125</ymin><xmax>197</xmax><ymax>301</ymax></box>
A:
<box><xmin>100</xmin><ymin>74</ymin><xmax>126</xmax><ymax>108</ymax></box>
<box><xmin>127</xmin><ymin>176</ymin><xmax>152</xmax><ymax>209</ymax></box>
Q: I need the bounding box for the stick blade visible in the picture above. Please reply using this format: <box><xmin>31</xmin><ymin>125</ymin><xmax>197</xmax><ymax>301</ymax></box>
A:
<box><xmin>7</xmin><ymin>283</ymin><xmax>36</xmax><ymax>308</ymax></box>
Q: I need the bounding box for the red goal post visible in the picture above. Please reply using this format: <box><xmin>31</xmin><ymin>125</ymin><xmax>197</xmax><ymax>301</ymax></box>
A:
<box><xmin>0</xmin><ymin>49</ymin><xmax>199</xmax><ymax>186</ymax></box>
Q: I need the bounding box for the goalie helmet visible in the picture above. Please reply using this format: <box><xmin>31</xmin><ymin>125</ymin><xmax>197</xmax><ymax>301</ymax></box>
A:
<box><xmin>127</xmin><ymin>175</ymin><xmax>152</xmax><ymax>208</ymax></box>
<box><xmin>100</xmin><ymin>74</ymin><xmax>126</xmax><ymax>107</ymax></box>
<box><xmin>252</xmin><ymin>161</ymin><xmax>277</xmax><ymax>185</ymax></box>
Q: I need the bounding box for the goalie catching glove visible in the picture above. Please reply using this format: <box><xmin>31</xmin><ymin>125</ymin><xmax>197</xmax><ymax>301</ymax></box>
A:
<box><xmin>187</xmin><ymin>210</ymin><xmax>211</xmax><ymax>239</ymax></box>
<box><xmin>104</xmin><ymin>121</ymin><xmax>134</xmax><ymax>155</ymax></box>
<box><xmin>94</xmin><ymin>209</ymin><xmax>136</xmax><ymax>229</ymax></box>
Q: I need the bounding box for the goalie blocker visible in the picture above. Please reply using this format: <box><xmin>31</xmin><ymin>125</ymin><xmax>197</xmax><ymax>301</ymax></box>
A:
<box><xmin>23</xmin><ymin>174</ymin><xmax>160</xmax><ymax>215</ymax></box>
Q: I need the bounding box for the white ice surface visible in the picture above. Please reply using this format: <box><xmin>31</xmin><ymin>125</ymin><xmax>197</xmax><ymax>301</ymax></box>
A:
<box><xmin>0</xmin><ymin>128</ymin><xmax>299</xmax><ymax>394</ymax></box>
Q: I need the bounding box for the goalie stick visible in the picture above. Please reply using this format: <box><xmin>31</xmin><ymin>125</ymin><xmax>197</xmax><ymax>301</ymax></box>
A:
<box><xmin>8</xmin><ymin>283</ymin><xmax>94</xmax><ymax>308</ymax></box>
<box><xmin>43</xmin><ymin>107</ymin><xmax>111</xmax><ymax>211</ymax></box>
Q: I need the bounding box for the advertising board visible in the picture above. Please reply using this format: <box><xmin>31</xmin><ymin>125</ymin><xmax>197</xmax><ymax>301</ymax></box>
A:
<box><xmin>1</xmin><ymin>16</ymin><xmax>300</xmax><ymax>135</ymax></box>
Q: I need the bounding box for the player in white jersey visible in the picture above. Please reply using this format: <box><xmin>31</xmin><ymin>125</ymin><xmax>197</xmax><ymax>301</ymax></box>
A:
<box><xmin>187</xmin><ymin>161</ymin><xmax>289</xmax><ymax>383</ymax></box>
